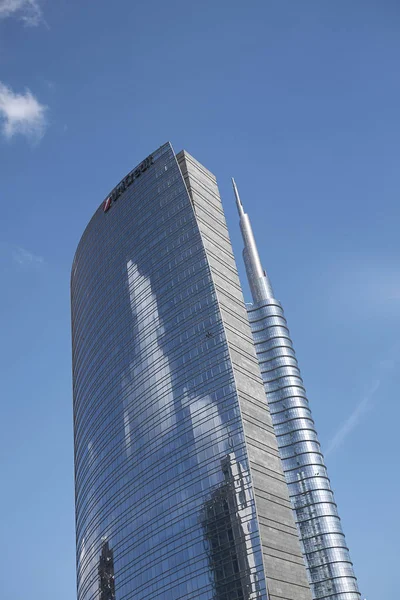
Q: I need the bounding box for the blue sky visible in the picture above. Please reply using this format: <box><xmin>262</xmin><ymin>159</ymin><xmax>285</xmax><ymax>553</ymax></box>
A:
<box><xmin>0</xmin><ymin>1</ymin><xmax>399</xmax><ymax>598</ymax></box>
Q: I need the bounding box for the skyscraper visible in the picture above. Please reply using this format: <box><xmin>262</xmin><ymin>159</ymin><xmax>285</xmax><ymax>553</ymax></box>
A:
<box><xmin>71</xmin><ymin>142</ymin><xmax>312</xmax><ymax>600</ymax></box>
<box><xmin>232</xmin><ymin>180</ymin><xmax>361</xmax><ymax>600</ymax></box>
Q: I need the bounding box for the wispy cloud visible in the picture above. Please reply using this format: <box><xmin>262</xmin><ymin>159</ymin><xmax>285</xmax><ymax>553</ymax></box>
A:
<box><xmin>12</xmin><ymin>246</ymin><xmax>44</xmax><ymax>267</ymax></box>
<box><xmin>0</xmin><ymin>0</ymin><xmax>43</xmax><ymax>26</ymax></box>
<box><xmin>326</xmin><ymin>258</ymin><xmax>400</xmax><ymax>320</ymax></box>
<box><xmin>325</xmin><ymin>379</ymin><xmax>380</xmax><ymax>457</ymax></box>
<box><xmin>0</xmin><ymin>81</ymin><xmax>48</xmax><ymax>141</ymax></box>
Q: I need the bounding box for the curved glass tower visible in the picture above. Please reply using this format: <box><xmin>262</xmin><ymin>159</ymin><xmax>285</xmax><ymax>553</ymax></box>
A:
<box><xmin>232</xmin><ymin>180</ymin><xmax>361</xmax><ymax>600</ymax></box>
<box><xmin>71</xmin><ymin>143</ymin><xmax>312</xmax><ymax>600</ymax></box>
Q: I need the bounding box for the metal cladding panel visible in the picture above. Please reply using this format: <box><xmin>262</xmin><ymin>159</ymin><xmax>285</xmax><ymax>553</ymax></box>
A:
<box><xmin>247</xmin><ymin>300</ymin><xmax>361</xmax><ymax>600</ymax></box>
<box><xmin>177</xmin><ymin>150</ymin><xmax>312</xmax><ymax>600</ymax></box>
<box><xmin>71</xmin><ymin>143</ymin><xmax>269</xmax><ymax>600</ymax></box>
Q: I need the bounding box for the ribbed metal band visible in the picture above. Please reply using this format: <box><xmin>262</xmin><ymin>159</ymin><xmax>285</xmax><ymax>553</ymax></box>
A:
<box><xmin>247</xmin><ymin>298</ymin><xmax>361</xmax><ymax>600</ymax></box>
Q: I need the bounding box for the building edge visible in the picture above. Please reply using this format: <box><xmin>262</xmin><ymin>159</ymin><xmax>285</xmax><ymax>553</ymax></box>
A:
<box><xmin>177</xmin><ymin>150</ymin><xmax>312</xmax><ymax>600</ymax></box>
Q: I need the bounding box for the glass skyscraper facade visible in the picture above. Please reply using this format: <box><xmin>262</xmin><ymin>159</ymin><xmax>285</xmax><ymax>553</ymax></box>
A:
<box><xmin>231</xmin><ymin>181</ymin><xmax>361</xmax><ymax>600</ymax></box>
<box><xmin>71</xmin><ymin>143</ymin><xmax>313</xmax><ymax>600</ymax></box>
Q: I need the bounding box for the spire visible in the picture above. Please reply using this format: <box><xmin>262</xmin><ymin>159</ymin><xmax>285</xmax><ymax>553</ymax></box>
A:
<box><xmin>232</xmin><ymin>177</ymin><xmax>245</xmax><ymax>218</ymax></box>
<box><xmin>232</xmin><ymin>179</ymin><xmax>274</xmax><ymax>303</ymax></box>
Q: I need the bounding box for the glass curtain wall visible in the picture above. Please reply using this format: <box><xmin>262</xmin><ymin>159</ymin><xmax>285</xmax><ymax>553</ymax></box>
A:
<box><xmin>71</xmin><ymin>143</ymin><xmax>269</xmax><ymax>600</ymax></box>
<box><xmin>232</xmin><ymin>179</ymin><xmax>361</xmax><ymax>600</ymax></box>
<box><xmin>247</xmin><ymin>300</ymin><xmax>360</xmax><ymax>600</ymax></box>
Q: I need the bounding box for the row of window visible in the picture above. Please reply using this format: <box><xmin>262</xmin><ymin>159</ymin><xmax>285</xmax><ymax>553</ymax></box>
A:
<box><xmin>73</xmin><ymin>146</ymin><xmax>268</xmax><ymax>600</ymax></box>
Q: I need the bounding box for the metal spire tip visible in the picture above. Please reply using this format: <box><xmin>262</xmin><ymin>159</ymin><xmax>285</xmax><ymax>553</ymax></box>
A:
<box><xmin>232</xmin><ymin>177</ymin><xmax>245</xmax><ymax>217</ymax></box>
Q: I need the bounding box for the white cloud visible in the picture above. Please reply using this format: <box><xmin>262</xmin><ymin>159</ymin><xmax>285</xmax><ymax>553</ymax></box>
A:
<box><xmin>0</xmin><ymin>0</ymin><xmax>42</xmax><ymax>26</ymax></box>
<box><xmin>0</xmin><ymin>81</ymin><xmax>47</xmax><ymax>141</ymax></box>
<box><xmin>12</xmin><ymin>246</ymin><xmax>44</xmax><ymax>267</ymax></box>
<box><xmin>325</xmin><ymin>379</ymin><xmax>380</xmax><ymax>457</ymax></box>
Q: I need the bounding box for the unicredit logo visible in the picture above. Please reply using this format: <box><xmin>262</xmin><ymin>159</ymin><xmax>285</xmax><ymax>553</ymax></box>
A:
<box><xmin>103</xmin><ymin>197</ymin><xmax>112</xmax><ymax>212</ymax></box>
<box><xmin>103</xmin><ymin>154</ymin><xmax>154</xmax><ymax>213</ymax></box>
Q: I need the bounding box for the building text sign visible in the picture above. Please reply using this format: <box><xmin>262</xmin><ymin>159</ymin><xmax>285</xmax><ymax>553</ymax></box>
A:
<box><xmin>103</xmin><ymin>154</ymin><xmax>154</xmax><ymax>212</ymax></box>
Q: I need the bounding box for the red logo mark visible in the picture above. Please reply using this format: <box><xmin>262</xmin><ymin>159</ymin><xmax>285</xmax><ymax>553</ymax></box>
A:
<box><xmin>103</xmin><ymin>197</ymin><xmax>112</xmax><ymax>212</ymax></box>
